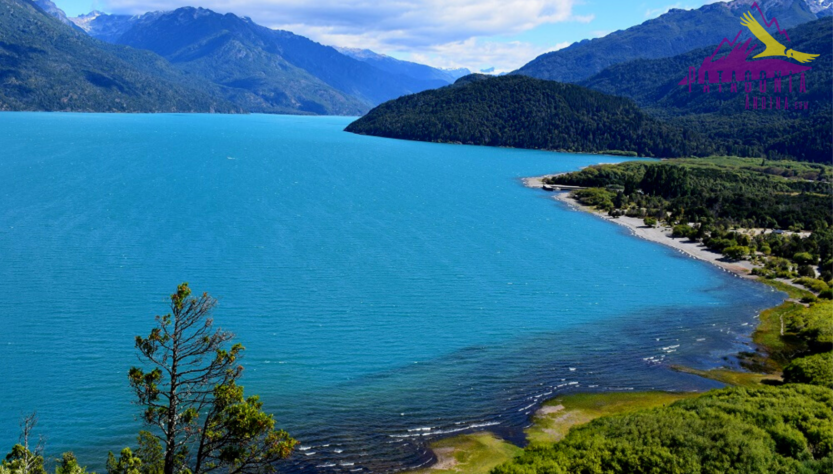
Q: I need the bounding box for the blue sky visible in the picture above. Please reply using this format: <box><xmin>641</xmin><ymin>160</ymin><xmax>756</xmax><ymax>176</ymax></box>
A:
<box><xmin>54</xmin><ymin>0</ymin><xmax>719</xmax><ymax>72</ymax></box>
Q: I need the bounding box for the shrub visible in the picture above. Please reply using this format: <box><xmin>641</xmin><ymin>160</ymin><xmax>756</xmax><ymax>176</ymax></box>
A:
<box><xmin>672</xmin><ymin>224</ymin><xmax>695</xmax><ymax>239</ymax></box>
<box><xmin>794</xmin><ymin>252</ymin><xmax>817</xmax><ymax>265</ymax></box>
<box><xmin>573</xmin><ymin>188</ymin><xmax>615</xmax><ymax>211</ymax></box>
<box><xmin>643</xmin><ymin>217</ymin><xmax>657</xmax><ymax>228</ymax></box>
<box><xmin>798</xmin><ymin>264</ymin><xmax>817</xmax><ymax>278</ymax></box>
<box><xmin>493</xmin><ymin>385</ymin><xmax>833</xmax><ymax>474</ymax></box>
<box><xmin>723</xmin><ymin>246</ymin><xmax>750</xmax><ymax>260</ymax></box>
<box><xmin>707</xmin><ymin>237</ymin><xmax>738</xmax><ymax>252</ymax></box>
<box><xmin>783</xmin><ymin>353</ymin><xmax>833</xmax><ymax>388</ymax></box>
<box><xmin>795</xmin><ymin>277</ymin><xmax>831</xmax><ymax>294</ymax></box>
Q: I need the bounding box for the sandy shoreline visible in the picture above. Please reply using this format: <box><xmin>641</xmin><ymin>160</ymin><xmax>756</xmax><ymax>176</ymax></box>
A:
<box><xmin>414</xmin><ymin>171</ymin><xmax>798</xmax><ymax>473</ymax></box>
<box><xmin>523</xmin><ymin>174</ymin><xmax>759</xmax><ymax>280</ymax></box>
<box><xmin>552</xmin><ymin>192</ymin><xmax>758</xmax><ymax>279</ymax></box>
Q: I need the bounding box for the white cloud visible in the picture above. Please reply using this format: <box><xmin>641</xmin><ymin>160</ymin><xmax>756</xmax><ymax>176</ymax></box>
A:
<box><xmin>406</xmin><ymin>39</ymin><xmax>572</xmax><ymax>73</ymax></box>
<box><xmin>101</xmin><ymin>0</ymin><xmax>589</xmax><ymax>71</ymax></box>
<box><xmin>645</xmin><ymin>3</ymin><xmax>685</xmax><ymax>18</ymax></box>
<box><xmin>644</xmin><ymin>1</ymin><xmax>720</xmax><ymax>19</ymax></box>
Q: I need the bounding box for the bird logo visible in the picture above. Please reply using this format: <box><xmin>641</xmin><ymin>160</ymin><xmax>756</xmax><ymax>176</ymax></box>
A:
<box><xmin>740</xmin><ymin>11</ymin><xmax>819</xmax><ymax>64</ymax></box>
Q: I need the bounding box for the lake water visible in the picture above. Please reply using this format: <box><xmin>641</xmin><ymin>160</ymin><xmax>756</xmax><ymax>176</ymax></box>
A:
<box><xmin>0</xmin><ymin>113</ymin><xmax>782</xmax><ymax>472</ymax></box>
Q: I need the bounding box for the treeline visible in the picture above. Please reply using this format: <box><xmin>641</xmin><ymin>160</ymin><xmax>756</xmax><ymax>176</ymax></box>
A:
<box><xmin>550</xmin><ymin>158</ymin><xmax>833</xmax><ymax>297</ymax></box>
<box><xmin>548</xmin><ymin>158</ymin><xmax>833</xmax><ymax>230</ymax></box>
<box><xmin>346</xmin><ymin>75</ymin><xmax>710</xmax><ymax>158</ymax></box>
<box><xmin>347</xmin><ymin>18</ymin><xmax>832</xmax><ymax>163</ymax></box>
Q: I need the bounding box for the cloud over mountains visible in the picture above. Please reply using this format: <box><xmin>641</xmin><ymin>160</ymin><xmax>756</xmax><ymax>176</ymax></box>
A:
<box><xmin>99</xmin><ymin>0</ymin><xmax>588</xmax><ymax>71</ymax></box>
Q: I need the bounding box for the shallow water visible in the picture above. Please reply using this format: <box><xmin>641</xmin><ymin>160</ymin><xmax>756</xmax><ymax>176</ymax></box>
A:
<box><xmin>0</xmin><ymin>113</ymin><xmax>782</xmax><ymax>472</ymax></box>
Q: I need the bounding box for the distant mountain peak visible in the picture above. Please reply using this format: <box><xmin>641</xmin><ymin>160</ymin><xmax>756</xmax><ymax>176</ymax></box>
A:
<box><xmin>32</xmin><ymin>0</ymin><xmax>73</xmax><ymax>26</ymax></box>
<box><xmin>515</xmin><ymin>0</ymin><xmax>818</xmax><ymax>83</ymax></box>
<box><xmin>335</xmin><ymin>47</ymin><xmax>389</xmax><ymax>61</ymax></box>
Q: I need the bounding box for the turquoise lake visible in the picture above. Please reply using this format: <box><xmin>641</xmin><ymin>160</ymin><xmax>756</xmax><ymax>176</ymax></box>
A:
<box><xmin>0</xmin><ymin>113</ymin><xmax>783</xmax><ymax>472</ymax></box>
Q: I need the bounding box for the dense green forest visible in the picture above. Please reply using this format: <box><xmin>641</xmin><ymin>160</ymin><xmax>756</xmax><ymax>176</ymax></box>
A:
<box><xmin>493</xmin><ymin>384</ymin><xmax>832</xmax><ymax>474</ymax></box>
<box><xmin>346</xmin><ymin>75</ymin><xmax>708</xmax><ymax>157</ymax></box>
<box><xmin>347</xmin><ymin>18</ymin><xmax>832</xmax><ymax>163</ymax></box>
<box><xmin>548</xmin><ymin>158</ymin><xmax>832</xmax><ymax>230</ymax></box>
<box><xmin>547</xmin><ymin>158</ymin><xmax>833</xmax><ymax>288</ymax></box>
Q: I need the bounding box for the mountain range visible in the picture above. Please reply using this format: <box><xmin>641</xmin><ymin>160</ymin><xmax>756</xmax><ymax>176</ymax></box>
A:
<box><xmin>576</xmin><ymin>15</ymin><xmax>832</xmax><ymax>162</ymax></box>
<box><xmin>0</xmin><ymin>0</ymin><xmax>238</xmax><ymax>112</ymax></box>
<box><xmin>347</xmin><ymin>14</ymin><xmax>832</xmax><ymax>163</ymax></box>
<box><xmin>514</xmin><ymin>0</ymin><xmax>822</xmax><ymax>83</ymax></box>
<box><xmin>69</xmin><ymin>6</ymin><xmax>457</xmax><ymax>114</ymax></box>
<box><xmin>6</xmin><ymin>0</ymin><xmax>464</xmax><ymax>114</ymax></box>
<box><xmin>2</xmin><ymin>0</ymin><xmax>828</xmax><ymax>121</ymax></box>
<box><xmin>335</xmin><ymin>48</ymin><xmax>471</xmax><ymax>85</ymax></box>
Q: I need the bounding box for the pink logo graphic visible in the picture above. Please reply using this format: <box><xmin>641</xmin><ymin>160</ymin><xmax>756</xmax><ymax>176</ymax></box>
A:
<box><xmin>679</xmin><ymin>2</ymin><xmax>819</xmax><ymax>110</ymax></box>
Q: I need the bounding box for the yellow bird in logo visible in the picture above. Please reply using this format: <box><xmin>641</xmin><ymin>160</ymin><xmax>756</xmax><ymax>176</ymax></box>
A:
<box><xmin>740</xmin><ymin>11</ymin><xmax>819</xmax><ymax>63</ymax></box>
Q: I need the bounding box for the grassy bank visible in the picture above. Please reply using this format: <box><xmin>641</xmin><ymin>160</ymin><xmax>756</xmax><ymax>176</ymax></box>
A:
<box><xmin>410</xmin><ymin>392</ymin><xmax>696</xmax><ymax>474</ymax></box>
<box><xmin>410</xmin><ymin>157</ymin><xmax>833</xmax><ymax>474</ymax></box>
<box><xmin>408</xmin><ymin>276</ymin><xmax>831</xmax><ymax>474</ymax></box>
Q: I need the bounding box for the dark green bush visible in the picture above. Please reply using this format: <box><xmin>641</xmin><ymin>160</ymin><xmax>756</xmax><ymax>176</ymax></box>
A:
<box><xmin>783</xmin><ymin>353</ymin><xmax>833</xmax><ymax>388</ymax></box>
<box><xmin>493</xmin><ymin>385</ymin><xmax>833</xmax><ymax>474</ymax></box>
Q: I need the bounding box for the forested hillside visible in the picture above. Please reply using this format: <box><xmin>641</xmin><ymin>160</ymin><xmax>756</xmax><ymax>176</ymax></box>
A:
<box><xmin>579</xmin><ymin>17</ymin><xmax>833</xmax><ymax>163</ymax></box>
<box><xmin>345</xmin><ymin>75</ymin><xmax>707</xmax><ymax>157</ymax></box>
<box><xmin>347</xmin><ymin>16</ymin><xmax>831</xmax><ymax>162</ymax></box>
<box><xmin>78</xmin><ymin>7</ymin><xmax>446</xmax><ymax>114</ymax></box>
<box><xmin>514</xmin><ymin>0</ymin><xmax>818</xmax><ymax>83</ymax></box>
<box><xmin>0</xmin><ymin>0</ymin><xmax>236</xmax><ymax>113</ymax></box>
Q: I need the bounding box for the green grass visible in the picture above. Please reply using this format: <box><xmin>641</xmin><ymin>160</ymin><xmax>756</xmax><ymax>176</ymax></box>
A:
<box><xmin>672</xmin><ymin>366</ymin><xmax>781</xmax><ymax>388</ymax></box>
<box><xmin>409</xmin><ymin>277</ymin><xmax>828</xmax><ymax>474</ymax></box>
<box><xmin>526</xmin><ymin>391</ymin><xmax>697</xmax><ymax>445</ymax></box>
<box><xmin>674</xmin><ymin>278</ymin><xmax>827</xmax><ymax>383</ymax></box>
<box><xmin>411</xmin><ymin>392</ymin><xmax>696</xmax><ymax>474</ymax></box>
<box><xmin>410</xmin><ymin>433</ymin><xmax>522</xmax><ymax>474</ymax></box>
<box><xmin>758</xmin><ymin>279</ymin><xmax>815</xmax><ymax>300</ymax></box>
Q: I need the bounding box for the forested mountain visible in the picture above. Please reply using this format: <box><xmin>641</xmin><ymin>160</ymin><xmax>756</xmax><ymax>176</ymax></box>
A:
<box><xmin>336</xmin><ymin>48</ymin><xmax>459</xmax><ymax>85</ymax></box>
<box><xmin>67</xmin><ymin>7</ymin><xmax>445</xmax><ymax>114</ymax></box>
<box><xmin>514</xmin><ymin>0</ymin><xmax>818</xmax><ymax>83</ymax></box>
<box><xmin>345</xmin><ymin>75</ymin><xmax>707</xmax><ymax>157</ymax></box>
<box><xmin>100</xmin><ymin>8</ymin><xmax>369</xmax><ymax>115</ymax></box>
<box><xmin>579</xmin><ymin>17</ymin><xmax>833</xmax><ymax>162</ymax></box>
<box><xmin>346</xmin><ymin>14</ymin><xmax>830</xmax><ymax>162</ymax></box>
<box><xmin>0</xmin><ymin>0</ymin><xmax>236</xmax><ymax>113</ymax></box>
